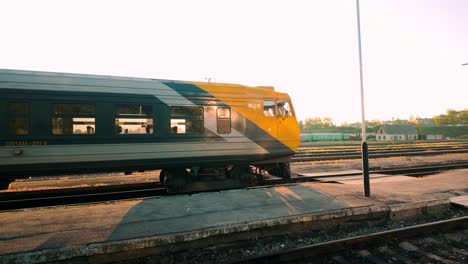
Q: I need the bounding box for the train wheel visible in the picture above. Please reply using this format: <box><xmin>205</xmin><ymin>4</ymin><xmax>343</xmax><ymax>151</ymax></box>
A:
<box><xmin>232</xmin><ymin>165</ymin><xmax>257</xmax><ymax>186</ymax></box>
<box><xmin>255</xmin><ymin>169</ymin><xmax>265</xmax><ymax>185</ymax></box>
<box><xmin>0</xmin><ymin>178</ymin><xmax>12</xmax><ymax>190</ymax></box>
<box><xmin>267</xmin><ymin>163</ymin><xmax>291</xmax><ymax>180</ymax></box>
<box><xmin>165</xmin><ymin>168</ymin><xmax>191</xmax><ymax>193</ymax></box>
<box><xmin>281</xmin><ymin>163</ymin><xmax>291</xmax><ymax>180</ymax></box>
<box><xmin>159</xmin><ymin>169</ymin><xmax>168</xmax><ymax>186</ymax></box>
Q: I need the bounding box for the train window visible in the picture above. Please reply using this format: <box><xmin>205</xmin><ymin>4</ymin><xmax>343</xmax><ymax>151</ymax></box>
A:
<box><xmin>52</xmin><ymin>103</ymin><xmax>96</xmax><ymax>135</ymax></box>
<box><xmin>217</xmin><ymin>107</ymin><xmax>231</xmax><ymax>134</ymax></box>
<box><xmin>8</xmin><ymin>102</ymin><xmax>29</xmax><ymax>115</ymax></box>
<box><xmin>170</xmin><ymin>106</ymin><xmax>203</xmax><ymax>134</ymax></box>
<box><xmin>115</xmin><ymin>105</ymin><xmax>153</xmax><ymax>134</ymax></box>
<box><xmin>115</xmin><ymin>105</ymin><xmax>152</xmax><ymax>116</ymax></box>
<box><xmin>7</xmin><ymin>102</ymin><xmax>30</xmax><ymax>135</ymax></box>
<box><xmin>263</xmin><ymin>100</ymin><xmax>275</xmax><ymax>117</ymax></box>
<box><xmin>276</xmin><ymin>101</ymin><xmax>293</xmax><ymax>117</ymax></box>
<box><xmin>53</xmin><ymin>104</ymin><xmax>95</xmax><ymax>115</ymax></box>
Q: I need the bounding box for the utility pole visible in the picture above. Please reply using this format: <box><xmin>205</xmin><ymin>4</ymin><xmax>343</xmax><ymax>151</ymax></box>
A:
<box><xmin>356</xmin><ymin>0</ymin><xmax>370</xmax><ymax>197</ymax></box>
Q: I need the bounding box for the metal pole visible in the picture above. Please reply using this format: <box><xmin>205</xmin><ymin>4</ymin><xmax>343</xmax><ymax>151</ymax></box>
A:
<box><xmin>356</xmin><ymin>0</ymin><xmax>370</xmax><ymax>197</ymax></box>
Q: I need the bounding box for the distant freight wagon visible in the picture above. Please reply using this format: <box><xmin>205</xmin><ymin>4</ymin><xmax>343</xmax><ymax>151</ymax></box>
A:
<box><xmin>300</xmin><ymin>133</ymin><xmax>350</xmax><ymax>142</ymax></box>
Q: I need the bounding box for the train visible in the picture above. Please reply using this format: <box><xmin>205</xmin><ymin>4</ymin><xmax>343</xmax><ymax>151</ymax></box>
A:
<box><xmin>0</xmin><ymin>69</ymin><xmax>300</xmax><ymax>192</ymax></box>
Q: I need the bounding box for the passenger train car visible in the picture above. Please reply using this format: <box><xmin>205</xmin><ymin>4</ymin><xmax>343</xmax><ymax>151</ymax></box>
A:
<box><xmin>0</xmin><ymin>69</ymin><xmax>300</xmax><ymax>191</ymax></box>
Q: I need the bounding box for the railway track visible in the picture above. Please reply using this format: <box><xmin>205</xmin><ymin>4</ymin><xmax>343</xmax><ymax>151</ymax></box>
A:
<box><xmin>0</xmin><ymin>183</ymin><xmax>166</xmax><ymax>211</ymax></box>
<box><xmin>293</xmin><ymin>145</ymin><xmax>468</xmax><ymax>162</ymax></box>
<box><xmin>296</xmin><ymin>144</ymin><xmax>468</xmax><ymax>155</ymax></box>
<box><xmin>1</xmin><ymin>162</ymin><xmax>467</xmax><ymax>211</ymax></box>
<box><xmin>298</xmin><ymin>141</ymin><xmax>468</xmax><ymax>149</ymax></box>
<box><xmin>237</xmin><ymin>216</ymin><xmax>468</xmax><ymax>263</ymax></box>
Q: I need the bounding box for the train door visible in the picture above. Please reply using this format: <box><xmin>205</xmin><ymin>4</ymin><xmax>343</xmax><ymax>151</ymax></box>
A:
<box><xmin>276</xmin><ymin>99</ymin><xmax>300</xmax><ymax>151</ymax></box>
<box><xmin>262</xmin><ymin>99</ymin><xmax>278</xmax><ymax>138</ymax></box>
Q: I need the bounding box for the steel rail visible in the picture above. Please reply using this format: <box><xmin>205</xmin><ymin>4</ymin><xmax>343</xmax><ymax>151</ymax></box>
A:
<box><xmin>295</xmin><ymin>145</ymin><xmax>468</xmax><ymax>155</ymax></box>
<box><xmin>292</xmin><ymin>149</ymin><xmax>468</xmax><ymax>162</ymax></box>
<box><xmin>294</xmin><ymin>149</ymin><xmax>467</xmax><ymax>158</ymax></box>
<box><xmin>298</xmin><ymin>142</ymin><xmax>468</xmax><ymax>150</ymax></box>
<box><xmin>0</xmin><ymin>184</ymin><xmax>165</xmax><ymax>211</ymax></box>
<box><xmin>235</xmin><ymin>216</ymin><xmax>468</xmax><ymax>263</ymax></box>
<box><xmin>266</xmin><ymin>162</ymin><xmax>468</xmax><ymax>185</ymax></box>
<box><xmin>298</xmin><ymin>140</ymin><xmax>467</xmax><ymax>148</ymax></box>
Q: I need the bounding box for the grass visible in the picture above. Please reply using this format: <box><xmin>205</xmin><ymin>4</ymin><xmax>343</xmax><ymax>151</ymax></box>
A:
<box><xmin>416</xmin><ymin>126</ymin><xmax>468</xmax><ymax>139</ymax></box>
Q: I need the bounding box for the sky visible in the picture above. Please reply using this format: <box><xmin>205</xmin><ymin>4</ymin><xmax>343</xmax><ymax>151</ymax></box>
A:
<box><xmin>1</xmin><ymin>0</ymin><xmax>467</xmax><ymax>124</ymax></box>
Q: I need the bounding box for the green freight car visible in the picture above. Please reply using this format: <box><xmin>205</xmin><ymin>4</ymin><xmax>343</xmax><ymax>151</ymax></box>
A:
<box><xmin>300</xmin><ymin>133</ymin><xmax>349</xmax><ymax>142</ymax></box>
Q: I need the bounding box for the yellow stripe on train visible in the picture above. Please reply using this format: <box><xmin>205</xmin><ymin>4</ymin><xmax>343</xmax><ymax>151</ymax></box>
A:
<box><xmin>190</xmin><ymin>82</ymin><xmax>300</xmax><ymax>152</ymax></box>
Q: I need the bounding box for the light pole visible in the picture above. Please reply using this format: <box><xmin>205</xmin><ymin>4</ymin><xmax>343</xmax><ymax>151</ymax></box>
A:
<box><xmin>356</xmin><ymin>0</ymin><xmax>370</xmax><ymax>197</ymax></box>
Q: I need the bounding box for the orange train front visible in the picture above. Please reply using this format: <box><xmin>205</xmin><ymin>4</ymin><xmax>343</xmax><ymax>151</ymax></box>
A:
<box><xmin>0</xmin><ymin>69</ymin><xmax>300</xmax><ymax>191</ymax></box>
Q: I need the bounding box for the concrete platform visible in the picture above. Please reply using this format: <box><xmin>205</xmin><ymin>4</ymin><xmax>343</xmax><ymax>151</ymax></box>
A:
<box><xmin>297</xmin><ymin>171</ymin><xmax>399</xmax><ymax>183</ymax></box>
<box><xmin>451</xmin><ymin>195</ymin><xmax>468</xmax><ymax>208</ymax></box>
<box><xmin>0</xmin><ymin>169</ymin><xmax>467</xmax><ymax>263</ymax></box>
<box><xmin>297</xmin><ymin>170</ymin><xmax>362</xmax><ymax>177</ymax></box>
<box><xmin>4</xmin><ymin>171</ymin><xmax>160</xmax><ymax>192</ymax></box>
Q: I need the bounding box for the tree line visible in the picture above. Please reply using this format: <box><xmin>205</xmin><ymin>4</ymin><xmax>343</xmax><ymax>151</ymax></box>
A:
<box><xmin>431</xmin><ymin>109</ymin><xmax>468</xmax><ymax>125</ymax></box>
<box><xmin>299</xmin><ymin>108</ymin><xmax>467</xmax><ymax>131</ymax></box>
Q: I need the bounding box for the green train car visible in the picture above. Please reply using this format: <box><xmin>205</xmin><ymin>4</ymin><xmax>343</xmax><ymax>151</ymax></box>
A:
<box><xmin>300</xmin><ymin>133</ymin><xmax>349</xmax><ymax>142</ymax></box>
<box><xmin>0</xmin><ymin>69</ymin><xmax>300</xmax><ymax>191</ymax></box>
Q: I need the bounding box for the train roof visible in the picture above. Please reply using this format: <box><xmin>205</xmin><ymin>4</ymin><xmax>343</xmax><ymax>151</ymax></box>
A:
<box><xmin>0</xmin><ymin>69</ymin><xmax>279</xmax><ymax>95</ymax></box>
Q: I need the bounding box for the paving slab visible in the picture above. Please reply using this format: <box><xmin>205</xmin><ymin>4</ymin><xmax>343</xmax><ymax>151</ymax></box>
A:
<box><xmin>0</xmin><ymin>168</ymin><xmax>466</xmax><ymax>263</ymax></box>
<box><xmin>305</xmin><ymin>173</ymin><xmax>400</xmax><ymax>183</ymax></box>
<box><xmin>450</xmin><ymin>195</ymin><xmax>468</xmax><ymax>208</ymax></box>
<box><xmin>296</xmin><ymin>170</ymin><xmax>362</xmax><ymax>177</ymax></box>
<box><xmin>307</xmin><ymin>168</ymin><xmax>468</xmax><ymax>205</ymax></box>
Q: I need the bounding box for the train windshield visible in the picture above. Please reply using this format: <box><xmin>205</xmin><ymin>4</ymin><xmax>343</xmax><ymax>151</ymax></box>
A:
<box><xmin>277</xmin><ymin>101</ymin><xmax>293</xmax><ymax>117</ymax></box>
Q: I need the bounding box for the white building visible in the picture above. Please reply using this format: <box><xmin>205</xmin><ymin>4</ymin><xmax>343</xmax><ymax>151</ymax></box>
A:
<box><xmin>376</xmin><ymin>125</ymin><xmax>418</xmax><ymax>141</ymax></box>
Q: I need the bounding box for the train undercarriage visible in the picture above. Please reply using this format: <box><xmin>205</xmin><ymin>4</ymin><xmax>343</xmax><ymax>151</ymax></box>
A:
<box><xmin>0</xmin><ymin>162</ymin><xmax>292</xmax><ymax>192</ymax></box>
<box><xmin>159</xmin><ymin>162</ymin><xmax>291</xmax><ymax>193</ymax></box>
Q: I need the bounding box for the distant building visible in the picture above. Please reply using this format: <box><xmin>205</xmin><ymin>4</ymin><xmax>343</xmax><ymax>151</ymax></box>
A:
<box><xmin>416</xmin><ymin>118</ymin><xmax>434</xmax><ymax>126</ymax></box>
<box><xmin>381</xmin><ymin>119</ymin><xmax>409</xmax><ymax>125</ymax></box>
<box><xmin>376</xmin><ymin>125</ymin><xmax>418</xmax><ymax>141</ymax></box>
<box><xmin>426</xmin><ymin>134</ymin><xmax>444</xmax><ymax>140</ymax></box>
